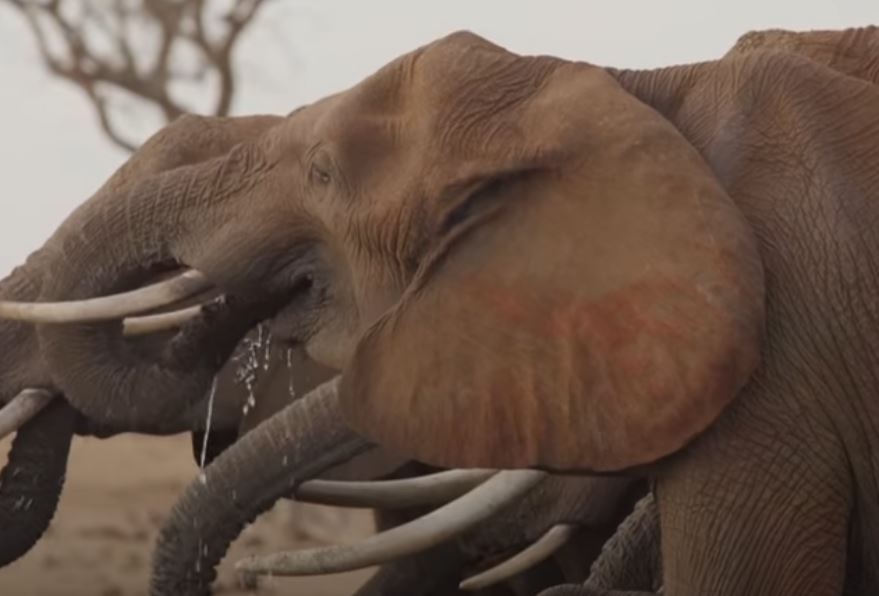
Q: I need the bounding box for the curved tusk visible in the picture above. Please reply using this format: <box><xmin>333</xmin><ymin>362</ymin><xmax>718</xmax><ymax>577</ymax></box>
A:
<box><xmin>459</xmin><ymin>523</ymin><xmax>577</xmax><ymax>591</ymax></box>
<box><xmin>122</xmin><ymin>304</ymin><xmax>204</xmax><ymax>336</ymax></box>
<box><xmin>0</xmin><ymin>389</ymin><xmax>55</xmax><ymax>439</ymax></box>
<box><xmin>296</xmin><ymin>469</ymin><xmax>496</xmax><ymax>509</ymax></box>
<box><xmin>0</xmin><ymin>269</ymin><xmax>210</xmax><ymax>324</ymax></box>
<box><xmin>235</xmin><ymin>469</ymin><xmax>546</xmax><ymax>577</ymax></box>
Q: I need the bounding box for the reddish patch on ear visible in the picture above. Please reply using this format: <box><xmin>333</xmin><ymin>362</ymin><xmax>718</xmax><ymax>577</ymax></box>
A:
<box><xmin>342</xmin><ymin>265</ymin><xmax>760</xmax><ymax>471</ymax></box>
<box><xmin>457</xmin><ymin>274</ymin><xmax>752</xmax><ymax>462</ymax></box>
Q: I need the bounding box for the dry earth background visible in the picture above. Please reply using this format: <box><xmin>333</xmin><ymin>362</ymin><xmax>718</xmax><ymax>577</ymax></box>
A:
<box><xmin>0</xmin><ymin>433</ymin><xmax>377</xmax><ymax>595</ymax></box>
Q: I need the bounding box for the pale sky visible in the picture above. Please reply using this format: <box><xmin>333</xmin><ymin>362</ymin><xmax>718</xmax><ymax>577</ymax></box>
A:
<box><xmin>1</xmin><ymin>0</ymin><xmax>877</xmax><ymax>277</ymax></box>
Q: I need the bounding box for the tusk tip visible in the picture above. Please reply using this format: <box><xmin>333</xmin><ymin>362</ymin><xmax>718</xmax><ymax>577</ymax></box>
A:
<box><xmin>458</xmin><ymin>523</ymin><xmax>576</xmax><ymax>591</ymax></box>
<box><xmin>459</xmin><ymin>577</ymin><xmax>481</xmax><ymax>591</ymax></box>
<box><xmin>235</xmin><ymin>556</ymin><xmax>271</xmax><ymax>578</ymax></box>
<box><xmin>121</xmin><ymin>303</ymin><xmax>205</xmax><ymax>336</ymax></box>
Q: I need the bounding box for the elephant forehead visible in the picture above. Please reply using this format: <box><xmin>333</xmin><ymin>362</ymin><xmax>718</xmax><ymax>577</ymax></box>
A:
<box><xmin>313</xmin><ymin>31</ymin><xmax>558</xmax><ymax>135</ymax></box>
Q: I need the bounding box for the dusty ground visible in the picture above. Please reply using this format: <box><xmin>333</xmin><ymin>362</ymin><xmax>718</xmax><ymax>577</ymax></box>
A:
<box><xmin>0</xmin><ymin>432</ymin><xmax>377</xmax><ymax>596</ymax></box>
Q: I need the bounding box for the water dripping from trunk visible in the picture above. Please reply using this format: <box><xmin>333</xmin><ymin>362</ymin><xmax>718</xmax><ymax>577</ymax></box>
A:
<box><xmin>198</xmin><ymin>375</ymin><xmax>218</xmax><ymax>485</ymax></box>
<box><xmin>286</xmin><ymin>347</ymin><xmax>296</xmax><ymax>398</ymax></box>
<box><xmin>263</xmin><ymin>330</ymin><xmax>272</xmax><ymax>371</ymax></box>
<box><xmin>235</xmin><ymin>324</ymin><xmax>266</xmax><ymax>416</ymax></box>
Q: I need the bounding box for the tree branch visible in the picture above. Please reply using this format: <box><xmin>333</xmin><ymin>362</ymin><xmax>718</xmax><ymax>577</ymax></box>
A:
<box><xmin>4</xmin><ymin>0</ymin><xmax>271</xmax><ymax>152</ymax></box>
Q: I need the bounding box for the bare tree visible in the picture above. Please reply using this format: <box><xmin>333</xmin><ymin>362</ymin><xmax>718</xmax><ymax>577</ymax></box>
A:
<box><xmin>4</xmin><ymin>0</ymin><xmax>270</xmax><ymax>152</ymax></box>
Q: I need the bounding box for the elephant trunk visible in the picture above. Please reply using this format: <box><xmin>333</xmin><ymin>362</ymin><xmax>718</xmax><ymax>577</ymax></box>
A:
<box><xmin>150</xmin><ymin>378</ymin><xmax>372</xmax><ymax>596</ymax></box>
<box><xmin>0</xmin><ymin>400</ymin><xmax>75</xmax><ymax>566</ymax></box>
<box><xmin>36</xmin><ymin>141</ymin><xmax>275</xmax><ymax>431</ymax></box>
<box><xmin>581</xmin><ymin>493</ymin><xmax>662</xmax><ymax>593</ymax></box>
<box><xmin>0</xmin><ymin>251</ymin><xmax>76</xmax><ymax>567</ymax></box>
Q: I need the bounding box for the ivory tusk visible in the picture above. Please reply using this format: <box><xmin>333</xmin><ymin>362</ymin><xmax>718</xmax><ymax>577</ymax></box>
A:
<box><xmin>122</xmin><ymin>304</ymin><xmax>204</xmax><ymax>336</ymax></box>
<box><xmin>0</xmin><ymin>389</ymin><xmax>55</xmax><ymax>439</ymax></box>
<box><xmin>459</xmin><ymin>523</ymin><xmax>576</xmax><ymax>591</ymax></box>
<box><xmin>296</xmin><ymin>469</ymin><xmax>496</xmax><ymax>509</ymax></box>
<box><xmin>235</xmin><ymin>469</ymin><xmax>547</xmax><ymax>577</ymax></box>
<box><xmin>0</xmin><ymin>270</ymin><xmax>210</xmax><ymax>324</ymax></box>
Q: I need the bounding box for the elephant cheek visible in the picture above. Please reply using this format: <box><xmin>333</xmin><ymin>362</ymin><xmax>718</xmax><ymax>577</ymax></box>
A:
<box><xmin>304</xmin><ymin>285</ymin><xmax>378</xmax><ymax>370</ymax></box>
<box><xmin>305</xmin><ymin>322</ymin><xmax>359</xmax><ymax>370</ymax></box>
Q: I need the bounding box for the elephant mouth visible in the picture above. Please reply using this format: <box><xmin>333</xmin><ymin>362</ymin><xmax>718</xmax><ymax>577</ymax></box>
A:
<box><xmin>112</xmin><ymin>263</ymin><xmax>316</xmax><ymax>345</ymax></box>
<box><xmin>260</xmin><ymin>274</ymin><xmax>323</xmax><ymax>345</ymax></box>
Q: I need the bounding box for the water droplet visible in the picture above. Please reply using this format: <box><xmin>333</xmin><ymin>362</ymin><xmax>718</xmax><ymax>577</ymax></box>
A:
<box><xmin>263</xmin><ymin>332</ymin><xmax>273</xmax><ymax>370</ymax></box>
<box><xmin>198</xmin><ymin>376</ymin><xmax>218</xmax><ymax>473</ymax></box>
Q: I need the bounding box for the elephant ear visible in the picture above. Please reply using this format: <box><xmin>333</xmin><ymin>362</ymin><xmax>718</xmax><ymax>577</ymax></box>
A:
<box><xmin>341</xmin><ymin>46</ymin><xmax>765</xmax><ymax>472</ymax></box>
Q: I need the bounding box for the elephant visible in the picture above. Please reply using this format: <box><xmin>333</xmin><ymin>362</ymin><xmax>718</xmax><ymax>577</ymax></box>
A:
<box><xmin>218</xmin><ymin>25</ymin><xmax>879</xmax><ymax>596</ymax></box>
<box><xmin>537</xmin><ymin>24</ymin><xmax>879</xmax><ymax>596</ymax></box>
<box><xmin>171</xmin><ymin>27</ymin><xmax>879</xmax><ymax>596</ymax></box>
<box><xmin>0</xmin><ymin>113</ymin><xmax>279</xmax><ymax>565</ymax></box>
<box><xmin>2</xmin><ymin>24</ymin><xmax>879</xmax><ymax>596</ymax></box>
<box><xmin>0</xmin><ymin>109</ymin><xmax>334</xmax><ymax>565</ymax></box>
<box><xmin>0</xmin><ymin>38</ymin><xmax>650</xmax><ymax>594</ymax></box>
<box><xmin>377</xmin><ymin>26</ymin><xmax>879</xmax><ymax>596</ymax></box>
<box><xmin>330</xmin><ymin>27</ymin><xmax>879</xmax><ymax>596</ymax></box>
<box><xmin>0</xmin><ymin>304</ymin><xmax>331</xmax><ymax>567</ymax></box>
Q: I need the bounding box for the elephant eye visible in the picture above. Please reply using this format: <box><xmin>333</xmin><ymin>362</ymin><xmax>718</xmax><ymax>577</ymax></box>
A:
<box><xmin>311</xmin><ymin>164</ymin><xmax>331</xmax><ymax>185</ymax></box>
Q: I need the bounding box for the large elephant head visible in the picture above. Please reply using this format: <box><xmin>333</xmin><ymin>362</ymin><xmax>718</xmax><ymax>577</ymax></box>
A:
<box><xmin>4</xmin><ymin>30</ymin><xmax>762</xmax><ymax>470</ymax></box>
